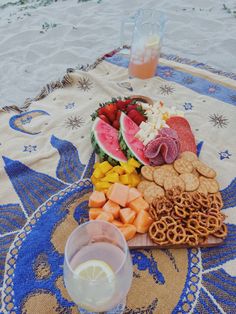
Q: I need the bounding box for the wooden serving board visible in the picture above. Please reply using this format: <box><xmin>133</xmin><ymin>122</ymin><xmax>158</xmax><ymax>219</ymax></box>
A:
<box><xmin>128</xmin><ymin>234</ymin><xmax>224</xmax><ymax>249</ymax></box>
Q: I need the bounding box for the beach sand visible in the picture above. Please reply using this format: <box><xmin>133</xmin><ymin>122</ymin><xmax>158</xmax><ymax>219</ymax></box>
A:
<box><xmin>0</xmin><ymin>0</ymin><xmax>236</xmax><ymax>108</ymax></box>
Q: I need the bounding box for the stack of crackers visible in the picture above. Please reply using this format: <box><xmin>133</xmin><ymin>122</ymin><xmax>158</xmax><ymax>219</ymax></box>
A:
<box><xmin>137</xmin><ymin>151</ymin><xmax>227</xmax><ymax>247</ymax></box>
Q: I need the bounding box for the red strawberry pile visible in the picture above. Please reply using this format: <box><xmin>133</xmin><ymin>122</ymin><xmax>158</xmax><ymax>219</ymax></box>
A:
<box><xmin>91</xmin><ymin>97</ymin><xmax>147</xmax><ymax>129</ymax></box>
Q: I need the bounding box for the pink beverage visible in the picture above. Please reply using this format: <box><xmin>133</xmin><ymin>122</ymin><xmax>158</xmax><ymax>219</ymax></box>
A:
<box><xmin>128</xmin><ymin>37</ymin><xmax>160</xmax><ymax>79</ymax></box>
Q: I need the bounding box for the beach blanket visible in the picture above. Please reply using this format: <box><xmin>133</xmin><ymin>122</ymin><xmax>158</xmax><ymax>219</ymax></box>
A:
<box><xmin>0</xmin><ymin>49</ymin><xmax>236</xmax><ymax>314</ymax></box>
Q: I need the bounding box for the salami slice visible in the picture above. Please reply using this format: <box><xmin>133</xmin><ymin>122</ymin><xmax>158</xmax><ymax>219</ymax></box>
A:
<box><xmin>166</xmin><ymin>116</ymin><xmax>196</xmax><ymax>154</ymax></box>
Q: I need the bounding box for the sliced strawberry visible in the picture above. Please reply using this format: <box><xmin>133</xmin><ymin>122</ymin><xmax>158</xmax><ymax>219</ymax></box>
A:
<box><xmin>99</xmin><ymin>114</ymin><xmax>111</xmax><ymax>124</ymax></box>
<box><xmin>103</xmin><ymin>103</ymin><xmax>118</xmax><ymax>122</ymax></box>
<box><xmin>98</xmin><ymin>107</ymin><xmax>105</xmax><ymax>116</ymax></box>
<box><xmin>112</xmin><ymin>119</ymin><xmax>120</xmax><ymax>130</ymax></box>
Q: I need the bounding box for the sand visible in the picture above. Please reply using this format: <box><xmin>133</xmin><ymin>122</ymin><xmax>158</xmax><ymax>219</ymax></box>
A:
<box><xmin>0</xmin><ymin>0</ymin><xmax>236</xmax><ymax>108</ymax></box>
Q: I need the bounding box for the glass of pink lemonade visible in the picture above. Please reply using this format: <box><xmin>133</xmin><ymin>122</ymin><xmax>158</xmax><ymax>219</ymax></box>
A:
<box><xmin>121</xmin><ymin>9</ymin><xmax>165</xmax><ymax>79</ymax></box>
<box><xmin>64</xmin><ymin>220</ymin><xmax>133</xmax><ymax>314</ymax></box>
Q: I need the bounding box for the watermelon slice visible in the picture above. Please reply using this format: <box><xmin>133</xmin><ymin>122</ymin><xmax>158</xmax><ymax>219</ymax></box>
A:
<box><xmin>91</xmin><ymin>118</ymin><xmax>127</xmax><ymax>166</ymax></box>
<box><xmin>166</xmin><ymin>116</ymin><xmax>196</xmax><ymax>154</ymax></box>
<box><xmin>119</xmin><ymin>112</ymin><xmax>149</xmax><ymax>165</ymax></box>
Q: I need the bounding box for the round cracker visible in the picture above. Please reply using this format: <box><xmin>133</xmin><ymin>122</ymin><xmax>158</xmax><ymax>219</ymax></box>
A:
<box><xmin>141</xmin><ymin>166</ymin><xmax>154</xmax><ymax>181</ymax></box>
<box><xmin>199</xmin><ymin>176</ymin><xmax>219</xmax><ymax>193</ymax></box>
<box><xmin>192</xmin><ymin>168</ymin><xmax>200</xmax><ymax>178</ymax></box>
<box><xmin>137</xmin><ymin>180</ymin><xmax>156</xmax><ymax>195</ymax></box>
<box><xmin>174</xmin><ymin>158</ymin><xmax>193</xmax><ymax>174</ymax></box>
<box><xmin>163</xmin><ymin>176</ymin><xmax>185</xmax><ymax>191</ymax></box>
<box><xmin>196</xmin><ymin>161</ymin><xmax>216</xmax><ymax>178</ymax></box>
<box><xmin>144</xmin><ymin>185</ymin><xmax>165</xmax><ymax>204</ymax></box>
<box><xmin>180</xmin><ymin>151</ymin><xmax>198</xmax><ymax>162</ymax></box>
<box><xmin>160</xmin><ymin>164</ymin><xmax>178</xmax><ymax>174</ymax></box>
<box><xmin>179</xmin><ymin>173</ymin><xmax>199</xmax><ymax>191</ymax></box>
<box><xmin>153</xmin><ymin>168</ymin><xmax>175</xmax><ymax>187</ymax></box>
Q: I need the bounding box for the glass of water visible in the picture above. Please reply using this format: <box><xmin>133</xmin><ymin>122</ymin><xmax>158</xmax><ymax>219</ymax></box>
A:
<box><xmin>64</xmin><ymin>220</ymin><xmax>133</xmax><ymax>313</ymax></box>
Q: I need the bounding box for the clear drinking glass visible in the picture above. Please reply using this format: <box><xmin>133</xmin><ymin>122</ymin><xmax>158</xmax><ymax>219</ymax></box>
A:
<box><xmin>121</xmin><ymin>9</ymin><xmax>166</xmax><ymax>79</ymax></box>
<box><xmin>64</xmin><ymin>220</ymin><xmax>133</xmax><ymax>314</ymax></box>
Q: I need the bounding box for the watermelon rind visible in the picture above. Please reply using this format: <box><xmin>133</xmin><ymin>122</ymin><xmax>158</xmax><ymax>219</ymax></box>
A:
<box><xmin>119</xmin><ymin>113</ymin><xmax>149</xmax><ymax>165</ymax></box>
<box><xmin>91</xmin><ymin>118</ymin><xmax>127</xmax><ymax>166</ymax></box>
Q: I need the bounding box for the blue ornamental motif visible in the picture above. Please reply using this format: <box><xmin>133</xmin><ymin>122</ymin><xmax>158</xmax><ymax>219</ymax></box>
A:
<box><xmin>219</xmin><ymin>150</ymin><xmax>231</xmax><ymax>160</ymax></box>
<box><xmin>23</xmin><ymin>145</ymin><xmax>37</xmax><ymax>153</ymax></box>
<box><xmin>183</xmin><ymin>102</ymin><xmax>193</xmax><ymax>111</ymax></box>
<box><xmin>65</xmin><ymin>102</ymin><xmax>75</xmax><ymax>109</ymax></box>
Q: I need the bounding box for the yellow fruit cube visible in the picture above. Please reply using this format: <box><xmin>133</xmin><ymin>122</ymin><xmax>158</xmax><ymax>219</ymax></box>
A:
<box><xmin>93</xmin><ymin>167</ymin><xmax>104</xmax><ymax>179</ymax></box>
<box><xmin>120</xmin><ymin>162</ymin><xmax>135</xmax><ymax>174</ymax></box>
<box><xmin>98</xmin><ymin>161</ymin><xmax>113</xmax><ymax>174</ymax></box>
<box><xmin>95</xmin><ymin>181</ymin><xmax>111</xmax><ymax>191</ymax></box>
<box><xmin>130</xmin><ymin>173</ymin><xmax>141</xmax><ymax>187</ymax></box>
<box><xmin>91</xmin><ymin>175</ymin><xmax>99</xmax><ymax>185</ymax></box>
<box><xmin>93</xmin><ymin>162</ymin><xmax>100</xmax><ymax>169</ymax></box>
<box><xmin>112</xmin><ymin>166</ymin><xmax>125</xmax><ymax>175</ymax></box>
<box><xmin>120</xmin><ymin>174</ymin><xmax>131</xmax><ymax>185</ymax></box>
<box><xmin>127</xmin><ymin>158</ymin><xmax>141</xmax><ymax>168</ymax></box>
<box><xmin>101</xmin><ymin>172</ymin><xmax>119</xmax><ymax>183</ymax></box>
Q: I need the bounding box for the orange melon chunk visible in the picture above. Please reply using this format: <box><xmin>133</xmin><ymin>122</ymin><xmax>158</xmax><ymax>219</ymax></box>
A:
<box><xmin>89</xmin><ymin>191</ymin><xmax>106</xmax><ymax>208</ymax></box>
<box><xmin>119</xmin><ymin>224</ymin><xmax>137</xmax><ymax>241</ymax></box>
<box><xmin>112</xmin><ymin>220</ymin><xmax>124</xmax><ymax>228</ymax></box>
<box><xmin>89</xmin><ymin>208</ymin><xmax>103</xmax><ymax>220</ymax></box>
<box><xmin>107</xmin><ymin>183</ymin><xmax>129</xmax><ymax>207</ymax></box>
<box><xmin>103</xmin><ymin>200</ymin><xmax>120</xmax><ymax>219</ymax></box>
<box><xmin>133</xmin><ymin>210</ymin><xmax>153</xmax><ymax>233</ymax></box>
<box><xmin>96</xmin><ymin>211</ymin><xmax>114</xmax><ymax>223</ymax></box>
<box><xmin>128</xmin><ymin>197</ymin><xmax>149</xmax><ymax>213</ymax></box>
<box><xmin>127</xmin><ymin>187</ymin><xmax>141</xmax><ymax>204</ymax></box>
<box><xmin>119</xmin><ymin>207</ymin><xmax>136</xmax><ymax>224</ymax></box>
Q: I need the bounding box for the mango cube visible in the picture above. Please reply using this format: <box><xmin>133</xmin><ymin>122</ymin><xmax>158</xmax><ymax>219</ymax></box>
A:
<box><xmin>128</xmin><ymin>158</ymin><xmax>141</xmax><ymax>168</ymax></box>
<box><xmin>93</xmin><ymin>167</ymin><xmax>104</xmax><ymax>179</ymax></box>
<box><xmin>93</xmin><ymin>162</ymin><xmax>100</xmax><ymax>169</ymax></box>
<box><xmin>101</xmin><ymin>172</ymin><xmax>119</xmax><ymax>183</ymax></box>
<box><xmin>120</xmin><ymin>162</ymin><xmax>135</xmax><ymax>174</ymax></box>
<box><xmin>120</xmin><ymin>174</ymin><xmax>131</xmax><ymax>185</ymax></box>
<box><xmin>112</xmin><ymin>166</ymin><xmax>125</xmax><ymax>175</ymax></box>
<box><xmin>91</xmin><ymin>175</ymin><xmax>99</xmax><ymax>185</ymax></box>
<box><xmin>98</xmin><ymin>161</ymin><xmax>113</xmax><ymax>174</ymax></box>
<box><xmin>95</xmin><ymin>181</ymin><xmax>111</xmax><ymax>191</ymax></box>
<box><xmin>130</xmin><ymin>173</ymin><xmax>141</xmax><ymax>187</ymax></box>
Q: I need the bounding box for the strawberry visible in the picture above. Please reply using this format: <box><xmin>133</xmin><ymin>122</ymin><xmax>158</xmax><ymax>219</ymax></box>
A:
<box><xmin>116</xmin><ymin>110</ymin><xmax>122</xmax><ymax>120</ymax></box>
<box><xmin>112</xmin><ymin>119</ymin><xmax>120</xmax><ymax>130</ymax></box>
<box><xmin>102</xmin><ymin>103</ymin><xmax>118</xmax><ymax>122</ymax></box>
<box><xmin>127</xmin><ymin>109</ymin><xmax>146</xmax><ymax>126</ymax></box>
<box><xmin>126</xmin><ymin>104</ymin><xmax>138</xmax><ymax>112</ymax></box>
<box><xmin>116</xmin><ymin>100</ymin><xmax>127</xmax><ymax>111</ymax></box>
<box><xmin>98</xmin><ymin>107</ymin><xmax>106</xmax><ymax>116</ymax></box>
<box><xmin>99</xmin><ymin>114</ymin><xmax>111</xmax><ymax>124</ymax></box>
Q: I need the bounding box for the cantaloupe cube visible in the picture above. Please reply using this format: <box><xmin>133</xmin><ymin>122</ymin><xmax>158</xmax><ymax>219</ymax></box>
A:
<box><xmin>120</xmin><ymin>207</ymin><xmax>136</xmax><ymax>224</ymax></box>
<box><xmin>98</xmin><ymin>161</ymin><xmax>113</xmax><ymax>174</ymax></box>
<box><xmin>107</xmin><ymin>183</ymin><xmax>129</xmax><ymax>207</ymax></box>
<box><xmin>105</xmin><ymin>185</ymin><xmax>113</xmax><ymax>199</ymax></box>
<box><xmin>89</xmin><ymin>208</ymin><xmax>103</xmax><ymax>220</ymax></box>
<box><xmin>103</xmin><ymin>200</ymin><xmax>120</xmax><ymax>219</ymax></box>
<box><xmin>120</xmin><ymin>174</ymin><xmax>131</xmax><ymax>185</ymax></box>
<box><xmin>119</xmin><ymin>224</ymin><xmax>136</xmax><ymax>241</ymax></box>
<box><xmin>101</xmin><ymin>172</ymin><xmax>119</xmax><ymax>183</ymax></box>
<box><xmin>89</xmin><ymin>191</ymin><xmax>106</xmax><ymax>208</ymax></box>
<box><xmin>93</xmin><ymin>167</ymin><xmax>104</xmax><ymax>179</ymax></box>
<box><xmin>95</xmin><ymin>182</ymin><xmax>111</xmax><ymax>191</ymax></box>
<box><xmin>127</xmin><ymin>158</ymin><xmax>141</xmax><ymax>168</ymax></box>
<box><xmin>112</xmin><ymin>166</ymin><xmax>125</xmax><ymax>175</ymax></box>
<box><xmin>96</xmin><ymin>211</ymin><xmax>114</xmax><ymax>223</ymax></box>
<box><xmin>133</xmin><ymin>210</ymin><xmax>153</xmax><ymax>233</ymax></box>
<box><xmin>112</xmin><ymin>220</ymin><xmax>124</xmax><ymax>228</ymax></box>
<box><xmin>127</xmin><ymin>187</ymin><xmax>141</xmax><ymax>203</ymax></box>
<box><xmin>128</xmin><ymin>197</ymin><xmax>149</xmax><ymax>213</ymax></box>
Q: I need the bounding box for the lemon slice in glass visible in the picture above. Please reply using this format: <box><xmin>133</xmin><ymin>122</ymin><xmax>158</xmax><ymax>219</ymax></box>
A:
<box><xmin>146</xmin><ymin>36</ymin><xmax>160</xmax><ymax>48</ymax></box>
<box><xmin>74</xmin><ymin>259</ymin><xmax>116</xmax><ymax>310</ymax></box>
<box><xmin>74</xmin><ymin>259</ymin><xmax>115</xmax><ymax>282</ymax></box>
